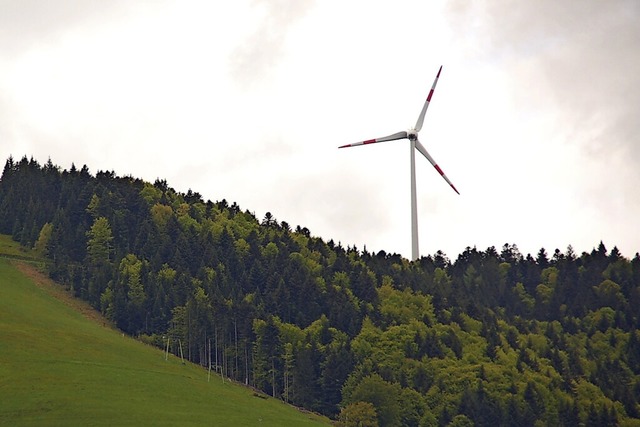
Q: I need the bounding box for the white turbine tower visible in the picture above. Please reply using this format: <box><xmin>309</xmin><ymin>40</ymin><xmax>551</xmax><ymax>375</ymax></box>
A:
<box><xmin>339</xmin><ymin>66</ymin><xmax>459</xmax><ymax>261</ymax></box>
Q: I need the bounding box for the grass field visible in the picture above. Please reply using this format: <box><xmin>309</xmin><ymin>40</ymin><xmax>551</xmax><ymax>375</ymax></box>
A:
<box><xmin>0</xmin><ymin>234</ymin><xmax>43</xmax><ymax>262</ymax></box>
<box><xmin>0</xmin><ymin>238</ymin><xmax>330</xmax><ymax>426</ymax></box>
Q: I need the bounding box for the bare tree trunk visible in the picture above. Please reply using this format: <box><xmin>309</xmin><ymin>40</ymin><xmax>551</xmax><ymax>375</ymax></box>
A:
<box><xmin>215</xmin><ymin>328</ymin><xmax>219</xmax><ymax>374</ymax></box>
<box><xmin>244</xmin><ymin>342</ymin><xmax>249</xmax><ymax>385</ymax></box>
<box><xmin>207</xmin><ymin>339</ymin><xmax>212</xmax><ymax>382</ymax></box>
<box><xmin>234</xmin><ymin>319</ymin><xmax>239</xmax><ymax>380</ymax></box>
<box><xmin>271</xmin><ymin>358</ymin><xmax>276</xmax><ymax>397</ymax></box>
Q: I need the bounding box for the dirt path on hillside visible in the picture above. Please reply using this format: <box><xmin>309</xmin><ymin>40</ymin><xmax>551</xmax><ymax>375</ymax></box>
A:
<box><xmin>11</xmin><ymin>261</ymin><xmax>115</xmax><ymax>329</ymax></box>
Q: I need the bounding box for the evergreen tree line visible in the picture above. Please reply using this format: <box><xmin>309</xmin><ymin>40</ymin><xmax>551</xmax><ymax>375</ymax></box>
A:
<box><xmin>1</xmin><ymin>155</ymin><xmax>639</xmax><ymax>426</ymax></box>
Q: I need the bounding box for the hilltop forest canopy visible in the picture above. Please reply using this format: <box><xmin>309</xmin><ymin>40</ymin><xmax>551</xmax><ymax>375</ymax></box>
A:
<box><xmin>1</xmin><ymin>155</ymin><xmax>639</xmax><ymax>426</ymax></box>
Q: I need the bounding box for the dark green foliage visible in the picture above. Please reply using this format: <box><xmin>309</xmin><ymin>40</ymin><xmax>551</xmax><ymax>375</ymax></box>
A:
<box><xmin>2</xmin><ymin>157</ymin><xmax>640</xmax><ymax>425</ymax></box>
<box><xmin>441</xmin><ymin>328</ymin><xmax>463</xmax><ymax>359</ymax></box>
<box><xmin>457</xmin><ymin>382</ymin><xmax>503</xmax><ymax>427</ymax></box>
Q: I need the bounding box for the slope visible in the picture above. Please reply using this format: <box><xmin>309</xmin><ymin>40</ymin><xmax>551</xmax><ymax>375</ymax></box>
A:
<box><xmin>0</xmin><ymin>256</ymin><xmax>329</xmax><ymax>426</ymax></box>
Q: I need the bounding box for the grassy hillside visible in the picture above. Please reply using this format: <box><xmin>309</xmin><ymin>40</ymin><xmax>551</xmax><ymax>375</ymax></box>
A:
<box><xmin>0</xmin><ymin>252</ymin><xmax>329</xmax><ymax>425</ymax></box>
<box><xmin>0</xmin><ymin>234</ymin><xmax>44</xmax><ymax>262</ymax></box>
<box><xmin>3</xmin><ymin>159</ymin><xmax>640</xmax><ymax>425</ymax></box>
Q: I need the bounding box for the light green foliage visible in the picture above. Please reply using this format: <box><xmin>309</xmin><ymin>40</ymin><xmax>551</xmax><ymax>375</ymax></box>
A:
<box><xmin>157</xmin><ymin>263</ymin><xmax>177</xmax><ymax>285</ymax></box>
<box><xmin>314</xmin><ymin>276</ymin><xmax>327</xmax><ymax>293</ymax></box>
<box><xmin>380</xmin><ymin>275</ymin><xmax>393</xmax><ymax>287</ymax></box>
<box><xmin>540</xmin><ymin>267</ymin><xmax>559</xmax><ymax>288</ymax></box>
<box><xmin>225</xmin><ymin>210</ymin><xmax>259</xmax><ymax>239</ymax></box>
<box><xmin>583</xmin><ymin>307</ymin><xmax>617</xmax><ymax>335</ymax></box>
<box><xmin>261</xmin><ymin>242</ymin><xmax>279</xmax><ymax>259</ymax></box>
<box><xmin>524</xmin><ymin>333</ymin><xmax>548</xmax><ymax>355</ymax></box>
<box><xmin>375</xmin><ymin>323</ymin><xmax>418</xmax><ymax>374</ymax></box>
<box><xmin>575</xmin><ymin>380</ymin><xmax>616</xmax><ymax>419</ymax></box>
<box><xmin>275</xmin><ymin>317</ymin><xmax>305</xmax><ymax>346</ymax></box>
<box><xmin>235</xmin><ymin>238</ymin><xmax>250</xmax><ymax>258</ymax></box>
<box><xmin>190</xmin><ymin>202</ymin><xmax>206</xmax><ymax>222</ymax></box>
<box><xmin>304</xmin><ymin>315</ymin><xmax>330</xmax><ymax>344</ymax></box>
<box><xmin>463</xmin><ymin>264</ymin><xmax>481</xmax><ymax>290</ymax></box>
<box><xmin>459</xmin><ymin>314</ymin><xmax>482</xmax><ymax>335</ymax></box>
<box><xmin>331</xmin><ymin>272</ymin><xmax>359</xmax><ymax>307</ymax></box>
<box><xmin>378</xmin><ymin>284</ymin><xmax>434</xmax><ymax>326</ymax></box>
<box><xmin>346</xmin><ymin>374</ymin><xmax>401</xmax><ymax>427</ymax></box>
<box><xmin>536</xmin><ymin>267</ymin><xmax>559</xmax><ymax>309</ymax></box>
<box><xmin>337</xmin><ymin>402</ymin><xmax>379</xmax><ymax>427</ymax></box>
<box><xmin>119</xmin><ymin>254</ymin><xmax>145</xmax><ymax>307</ymax></box>
<box><xmin>593</xmin><ymin>279</ymin><xmax>626</xmax><ymax>307</ymax></box>
<box><xmin>432</xmin><ymin>268</ymin><xmax>452</xmax><ymax>297</ymax></box>
<box><xmin>169</xmin><ymin>305</ymin><xmax>188</xmax><ymax>342</ymax></box>
<box><xmin>587</xmin><ymin>329</ymin><xmax>617</xmax><ymax>361</ymax></box>
<box><xmin>351</xmin><ymin>317</ymin><xmax>380</xmax><ymax>362</ymax></box>
<box><xmin>176</xmin><ymin>202</ymin><xmax>200</xmax><ymax>232</ymax></box>
<box><xmin>150</xmin><ymin>203</ymin><xmax>173</xmax><ymax>230</ymax></box>
<box><xmin>100</xmin><ymin>254</ymin><xmax>147</xmax><ymax>324</ymax></box>
<box><xmin>332</xmin><ymin>271</ymin><xmax>350</xmax><ymax>289</ymax></box>
<box><xmin>448</xmin><ymin>415</ymin><xmax>474</xmax><ymax>426</ymax></box>
<box><xmin>498</xmin><ymin>262</ymin><xmax>510</xmax><ymax>281</ymax></box>
<box><xmin>291</xmin><ymin>232</ymin><xmax>309</xmax><ymax>251</ymax></box>
<box><xmin>86</xmin><ymin>193</ymin><xmax>100</xmax><ymax>218</ymax></box>
<box><xmin>86</xmin><ymin>216</ymin><xmax>113</xmax><ymax>265</ymax></box>
<box><xmin>421</xmin><ymin>411</ymin><xmax>439</xmax><ymax>427</ymax></box>
<box><xmin>161</xmin><ymin>187</ymin><xmax>183</xmax><ymax>210</ymax></box>
<box><xmin>535</xmin><ymin>284</ymin><xmax>553</xmax><ymax>306</ymax></box>
<box><xmin>202</xmin><ymin>218</ymin><xmax>224</xmax><ymax>241</ymax></box>
<box><xmin>140</xmin><ymin>181</ymin><xmax>162</xmax><ymax>205</ymax></box>
<box><xmin>202</xmin><ymin>266</ymin><xmax>216</xmax><ymax>284</ymax></box>
<box><xmin>289</xmin><ymin>251</ymin><xmax>322</xmax><ymax>276</ymax></box>
<box><xmin>513</xmin><ymin>282</ymin><xmax>535</xmax><ymax>315</ymax></box>
<box><xmin>33</xmin><ymin>222</ymin><xmax>53</xmax><ymax>255</ymax></box>
<box><xmin>324</xmin><ymin>247</ymin><xmax>337</xmax><ymax>268</ymax></box>
<box><xmin>399</xmin><ymin>387</ymin><xmax>427</xmax><ymax>426</ymax></box>
<box><xmin>100</xmin><ymin>286</ymin><xmax>114</xmax><ymax>319</ymax></box>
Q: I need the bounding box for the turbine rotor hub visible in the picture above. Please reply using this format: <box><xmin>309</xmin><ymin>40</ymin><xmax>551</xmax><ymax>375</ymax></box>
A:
<box><xmin>407</xmin><ymin>130</ymin><xmax>418</xmax><ymax>141</ymax></box>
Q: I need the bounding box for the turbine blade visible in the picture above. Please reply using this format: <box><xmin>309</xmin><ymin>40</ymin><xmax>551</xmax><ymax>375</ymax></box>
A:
<box><xmin>415</xmin><ymin>139</ymin><xmax>460</xmax><ymax>195</ymax></box>
<box><xmin>414</xmin><ymin>65</ymin><xmax>442</xmax><ymax>132</ymax></box>
<box><xmin>339</xmin><ymin>131</ymin><xmax>407</xmax><ymax>148</ymax></box>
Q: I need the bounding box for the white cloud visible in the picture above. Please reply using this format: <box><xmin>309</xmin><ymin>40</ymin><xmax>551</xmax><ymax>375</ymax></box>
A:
<box><xmin>1</xmin><ymin>0</ymin><xmax>638</xmax><ymax>259</ymax></box>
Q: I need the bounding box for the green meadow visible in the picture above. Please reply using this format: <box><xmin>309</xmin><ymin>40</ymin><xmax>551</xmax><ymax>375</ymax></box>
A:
<box><xmin>0</xmin><ymin>234</ymin><xmax>43</xmax><ymax>261</ymax></box>
<box><xmin>0</xmin><ymin>245</ymin><xmax>329</xmax><ymax>426</ymax></box>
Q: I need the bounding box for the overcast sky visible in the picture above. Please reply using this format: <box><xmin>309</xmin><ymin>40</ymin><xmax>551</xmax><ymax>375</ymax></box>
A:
<box><xmin>1</xmin><ymin>1</ymin><xmax>639</xmax><ymax>260</ymax></box>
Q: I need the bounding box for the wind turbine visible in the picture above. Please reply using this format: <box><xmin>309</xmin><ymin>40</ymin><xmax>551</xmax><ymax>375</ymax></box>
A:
<box><xmin>339</xmin><ymin>66</ymin><xmax>459</xmax><ymax>261</ymax></box>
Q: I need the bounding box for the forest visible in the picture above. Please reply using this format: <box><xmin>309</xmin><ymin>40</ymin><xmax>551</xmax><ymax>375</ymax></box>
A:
<box><xmin>1</xmin><ymin>155</ymin><xmax>639</xmax><ymax>426</ymax></box>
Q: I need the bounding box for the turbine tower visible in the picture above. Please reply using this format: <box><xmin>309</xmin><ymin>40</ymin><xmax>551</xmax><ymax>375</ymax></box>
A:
<box><xmin>339</xmin><ymin>66</ymin><xmax>459</xmax><ymax>261</ymax></box>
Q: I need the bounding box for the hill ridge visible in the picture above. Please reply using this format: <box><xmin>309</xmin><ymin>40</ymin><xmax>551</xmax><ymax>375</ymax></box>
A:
<box><xmin>1</xmin><ymin>156</ymin><xmax>640</xmax><ymax>425</ymax></box>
